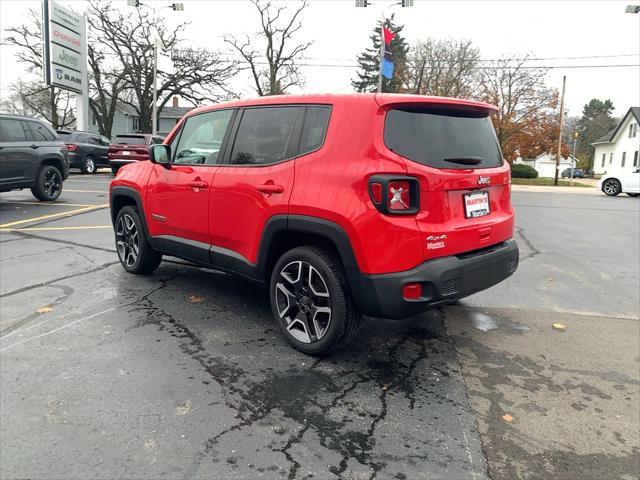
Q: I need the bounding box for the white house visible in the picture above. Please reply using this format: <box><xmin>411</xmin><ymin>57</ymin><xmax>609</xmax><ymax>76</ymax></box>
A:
<box><xmin>514</xmin><ymin>153</ymin><xmax>577</xmax><ymax>178</ymax></box>
<box><xmin>592</xmin><ymin>107</ymin><xmax>640</xmax><ymax>176</ymax></box>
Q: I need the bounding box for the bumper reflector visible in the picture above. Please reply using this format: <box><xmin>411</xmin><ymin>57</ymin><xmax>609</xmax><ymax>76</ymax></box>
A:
<box><xmin>402</xmin><ymin>283</ymin><xmax>422</xmax><ymax>300</ymax></box>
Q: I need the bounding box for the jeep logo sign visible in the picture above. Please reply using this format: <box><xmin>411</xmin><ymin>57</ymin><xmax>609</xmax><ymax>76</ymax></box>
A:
<box><xmin>478</xmin><ymin>176</ymin><xmax>491</xmax><ymax>186</ymax></box>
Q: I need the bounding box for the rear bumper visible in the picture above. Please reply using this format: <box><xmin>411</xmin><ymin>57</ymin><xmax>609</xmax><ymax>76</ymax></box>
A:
<box><xmin>351</xmin><ymin>239</ymin><xmax>519</xmax><ymax>319</ymax></box>
<box><xmin>109</xmin><ymin>158</ymin><xmax>147</xmax><ymax>165</ymax></box>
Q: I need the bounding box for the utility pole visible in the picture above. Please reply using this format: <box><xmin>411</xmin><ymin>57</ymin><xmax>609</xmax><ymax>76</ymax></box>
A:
<box><xmin>377</xmin><ymin>16</ymin><xmax>384</xmax><ymax>93</ymax></box>
<box><xmin>554</xmin><ymin>75</ymin><xmax>566</xmax><ymax>186</ymax></box>
<box><xmin>570</xmin><ymin>131</ymin><xmax>578</xmax><ymax>186</ymax></box>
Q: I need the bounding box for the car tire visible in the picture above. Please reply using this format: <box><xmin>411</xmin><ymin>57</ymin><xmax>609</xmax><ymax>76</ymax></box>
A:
<box><xmin>270</xmin><ymin>246</ymin><xmax>361</xmax><ymax>356</ymax></box>
<box><xmin>627</xmin><ymin>193</ymin><xmax>640</xmax><ymax>197</ymax></box>
<box><xmin>111</xmin><ymin>166</ymin><xmax>119</xmax><ymax>175</ymax></box>
<box><xmin>114</xmin><ymin>206</ymin><xmax>162</xmax><ymax>275</ymax></box>
<box><xmin>81</xmin><ymin>155</ymin><xmax>97</xmax><ymax>174</ymax></box>
<box><xmin>31</xmin><ymin>165</ymin><xmax>63</xmax><ymax>201</ymax></box>
<box><xmin>602</xmin><ymin>178</ymin><xmax>622</xmax><ymax>196</ymax></box>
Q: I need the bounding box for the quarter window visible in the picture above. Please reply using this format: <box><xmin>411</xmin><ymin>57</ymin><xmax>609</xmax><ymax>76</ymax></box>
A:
<box><xmin>0</xmin><ymin>119</ymin><xmax>28</xmax><ymax>142</ymax></box>
<box><xmin>299</xmin><ymin>106</ymin><xmax>331</xmax><ymax>156</ymax></box>
<box><xmin>230</xmin><ymin>107</ymin><xmax>300</xmax><ymax>165</ymax></box>
<box><xmin>174</xmin><ymin>109</ymin><xmax>233</xmax><ymax>165</ymax></box>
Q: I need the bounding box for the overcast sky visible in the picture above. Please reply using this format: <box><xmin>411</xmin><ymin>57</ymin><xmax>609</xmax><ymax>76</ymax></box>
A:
<box><xmin>0</xmin><ymin>0</ymin><xmax>638</xmax><ymax>117</ymax></box>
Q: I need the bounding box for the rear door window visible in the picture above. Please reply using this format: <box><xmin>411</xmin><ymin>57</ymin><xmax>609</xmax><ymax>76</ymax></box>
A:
<box><xmin>299</xmin><ymin>106</ymin><xmax>331</xmax><ymax>156</ymax></box>
<box><xmin>75</xmin><ymin>133</ymin><xmax>89</xmax><ymax>143</ymax></box>
<box><xmin>26</xmin><ymin>121</ymin><xmax>56</xmax><ymax>141</ymax></box>
<box><xmin>230</xmin><ymin>106</ymin><xmax>301</xmax><ymax>165</ymax></box>
<box><xmin>0</xmin><ymin>119</ymin><xmax>28</xmax><ymax>142</ymax></box>
<box><xmin>384</xmin><ymin>108</ymin><xmax>503</xmax><ymax>169</ymax></box>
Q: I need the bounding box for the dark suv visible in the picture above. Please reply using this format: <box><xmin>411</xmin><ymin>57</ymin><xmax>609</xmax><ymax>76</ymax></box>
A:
<box><xmin>0</xmin><ymin>114</ymin><xmax>69</xmax><ymax>201</ymax></box>
<box><xmin>110</xmin><ymin>94</ymin><xmax>518</xmax><ymax>355</ymax></box>
<box><xmin>57</xmin><ymin>130</ymin><xmax>110</xmax><ymax>174</ymax></box>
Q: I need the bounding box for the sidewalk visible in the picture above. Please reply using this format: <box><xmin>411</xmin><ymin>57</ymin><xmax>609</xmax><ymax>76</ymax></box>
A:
<box><xmin>511</xmin><ymin>184</ymin><xmax>600</xmax><ymax>195</ymax></box>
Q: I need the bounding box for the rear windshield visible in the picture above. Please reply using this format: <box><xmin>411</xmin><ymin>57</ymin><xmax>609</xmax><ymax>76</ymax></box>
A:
<box><xmin>384</xmin><ymin>108</ymin><xmax>503</xmax><ymax>169</ymax></box>
<box><xmin>57</xmin><ymin>131</ymin><xmax>72</xmax><ymax>140</ymax></box>
<box><xmin>113</xmin><ymin>135</ymin><xmax>147</xmax><ymax>145</ymax></box>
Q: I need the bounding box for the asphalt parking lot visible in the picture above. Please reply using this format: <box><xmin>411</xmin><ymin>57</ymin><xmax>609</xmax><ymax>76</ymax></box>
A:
<box><xmin>1</xmin><ymin>173</ymin><xmax>638</xmax><ymax>480</ymax></box>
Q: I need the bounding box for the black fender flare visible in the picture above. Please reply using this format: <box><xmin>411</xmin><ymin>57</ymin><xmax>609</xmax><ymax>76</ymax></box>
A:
<box><xmin>109</xmin><ymin>186</ymin><xmax>150</xmax><ymax>238</ymax></box>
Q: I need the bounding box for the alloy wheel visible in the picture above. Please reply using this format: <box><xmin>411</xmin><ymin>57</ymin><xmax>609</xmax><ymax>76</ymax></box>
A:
<box><xmin>85</xmin><ymin>158</ymin><xmax>96</xmax><ymax>173</ymax></box>
<box><xmin>43</xmin><ymin>169</ymin><xmax>61</xmax><ymax>198</ymax></box>
<box><xmin>115</xmin><ymin>214</ymin><xmax>139</xmax><ymax>268</ymax></box>
<box><xmin>603</xmin><ymin>179</ymin><xmax>620</xmax><ymax>196</ymax></box>
<box><xmin>274</xmin><ymin>260</ymin><xmax>332</xmax><ymax>344</ymax></box>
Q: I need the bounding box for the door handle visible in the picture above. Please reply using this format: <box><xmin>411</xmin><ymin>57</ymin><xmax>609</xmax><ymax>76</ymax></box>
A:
<box><xmin>256</xmin><ymin>184</ymin><xmax>284</xmax><ymax>194</ymax></box>
<box><xmin>30</xmin><ymin>144</ymin><xmax>39</xmax><ymax>149</ymax></box>
<box><xmin>188</xmin><ymin>181</ymin><xmax>208</xmax><ymax>190</ymax></box>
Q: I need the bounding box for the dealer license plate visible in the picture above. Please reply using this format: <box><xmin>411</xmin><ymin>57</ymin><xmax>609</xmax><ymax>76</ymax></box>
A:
<box><xmin>464</xmin><ymin>191</ymin><xmax>490</xmax><ymax>218</ymax></box>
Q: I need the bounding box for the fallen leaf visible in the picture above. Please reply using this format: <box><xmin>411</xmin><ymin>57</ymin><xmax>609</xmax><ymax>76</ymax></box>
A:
<box><xmin>36</xmin><ymin>306</ymin><xmax>52</xmax><ymax>314</ymax></box>
<box><xmin>382</xmin><ymin>384</ymin><xmax>390</xmax><ymax>391</ymax></box>
<box><xmin>502</xmin><ymin>414</ymin><xmax>514</xmax><ymax>423</ymax></box>
<box><xmin>188</xmin><ymin>295</ymin><xmax>206</xmax><ymax>304</ymax></box>
<box><xmin>552</xmin><ymin>323</ymin><xmax>567</xmax><ymax>331</ymax></box>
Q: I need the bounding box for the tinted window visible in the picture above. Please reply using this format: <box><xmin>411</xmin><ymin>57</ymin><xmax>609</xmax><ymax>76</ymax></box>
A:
<box><xmin>150</xmin><ymin>136</ymin><xmax>164</xmax><ymax>145</ymax></box>
<box><xmin>230</xmin><ymin>107</ymin><xmax>300</xmax><ymax>165</ymax></box>
<box><xmin>57</xmin><ymin>131</ymin><xmax>72</xmax><ymax>140</ymax></box>
<box><xmin>384</xmin><ymin>108</ymin><xmax>503</xmax><ymax>169</ymax></box>
<box><xmin>174</xmin><ymin>109</ymin><xmax>233</xmax><ymax>165</ymax></box>
<box><xmin>0</xmin><ymin>119</ymin><xmax>28</xmax><ymax>142</ymax></box>
<box><xmin>88</xmin><ymin>136</ymin><xmax>100</xmax><ymax>145</ymax></box>
<box><xmin>27</xmin><ymin>121</ymin><xmax>56</xmax><ymax>141</ymax></box>
<box><xmin>113</xmin><ymin>135</ymin><xmax>146</xmax><ymax>145</ymax></box>
<box><xmin>299</xmin><ymin>106</ymin><xmax>331</xmax><ymax>155</ymax></box>
<box><xmin>75</xmin><ymin>133</ymin><xmax>89</xmax><ymax>143</ymax></box>
<box><xmin>100</xmin><ymin>136</ymin><xmax>111</xmax><ymax>146</ymax></box>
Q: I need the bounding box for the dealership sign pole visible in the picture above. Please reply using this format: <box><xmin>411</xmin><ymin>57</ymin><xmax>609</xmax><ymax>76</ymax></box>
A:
<box><xmin>42</xmin><ymin>0</ymin><xmax>88</xmax><ymax>130</ymax></box>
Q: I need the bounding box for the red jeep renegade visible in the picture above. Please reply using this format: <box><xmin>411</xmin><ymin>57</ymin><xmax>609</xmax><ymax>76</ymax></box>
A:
<box><xmin>110</xmin><ymin>94</ymin><xmax>518</xmax><ymax>355</ymax></box>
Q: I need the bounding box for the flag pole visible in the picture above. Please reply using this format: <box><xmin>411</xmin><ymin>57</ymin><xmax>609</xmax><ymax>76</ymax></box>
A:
<box><xmin>377</xmin><ymin>16</ymin><xmax>384</xmax><ymax>93</ymax></box>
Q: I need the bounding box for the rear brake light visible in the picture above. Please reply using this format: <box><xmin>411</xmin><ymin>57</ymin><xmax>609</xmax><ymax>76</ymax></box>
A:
<box><xmin>403</xmin><ymin>283</ymin><xmax>422</xmax><ymax>300</ymax></box>
<box><xmin>368</xmin><ymin>175</ymin><xmax>419</xmax><ymax>215</ymax></box>
<box><xmin>66</xmin><ymin>144</ymin><xmax>76</xmax><ymax>151</ymax></box>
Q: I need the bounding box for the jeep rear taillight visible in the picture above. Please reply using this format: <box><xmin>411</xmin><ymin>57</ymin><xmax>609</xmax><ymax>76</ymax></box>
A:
<box><xmin>66</xmin><ymin>144</ymin><xmax>76</xmax><ymax>151</ymax></box>
<box><xmin>368</xmin><ymin>175</ymin><xmax>419</xmax><ymax>215</ymax></box>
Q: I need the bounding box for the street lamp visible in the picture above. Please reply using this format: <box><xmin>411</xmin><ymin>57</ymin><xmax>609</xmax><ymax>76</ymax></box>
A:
<box><xmin>128</xmin><ymin>2</ymin><xmax>184</xmax><ymax>135</ymax></box>
<box><xmin>625</xmin><ymin>4</ymin><xmax>640</xmax><ymax>13</ymax></box>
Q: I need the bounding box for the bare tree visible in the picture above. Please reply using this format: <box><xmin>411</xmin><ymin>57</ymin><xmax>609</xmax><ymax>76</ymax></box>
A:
<box><xmin>225</xmin><ymin>0</ymin><xmax>312</xmax><ymax>96</ymax></box>
<box><xmin>3</xmin><ymin>9</ymin><xmax>75</xmax><ymax>128</ymax></box>
<box><xmin>86</xmin><ymin>0</ymin><xmax>237</xmax><ymax>133</ymax></box>
<box><xmin>87</xmin><ymin>44</ymin><xmax>127</xmax><ymax>137</ymax></box>
<box><xmin>479</xmin><ymin>56</ymin><xmax>565</xmax><ymax>162</ymax></box>
<box><xmin>409</xmin><ymin>38</ymin><xmax>480</xmax><ymax>97</ymax></box>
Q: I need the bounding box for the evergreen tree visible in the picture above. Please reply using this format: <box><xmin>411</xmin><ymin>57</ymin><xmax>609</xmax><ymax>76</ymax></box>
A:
<box><xmin>351</xmin><ymin>16</ymin><xmax>409</xmax><ymax>93</ymax></box>
<box><xmin>576</xmin><ymin>99</ymin><xmax>617</xmax><ymax>168</ymax></box>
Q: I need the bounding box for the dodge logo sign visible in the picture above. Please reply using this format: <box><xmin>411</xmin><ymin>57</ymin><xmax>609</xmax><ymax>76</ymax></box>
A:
<box><xmin>478</xmin><ymin>176</ymin><xmax>490</xmax><ymax>186</ymax></box>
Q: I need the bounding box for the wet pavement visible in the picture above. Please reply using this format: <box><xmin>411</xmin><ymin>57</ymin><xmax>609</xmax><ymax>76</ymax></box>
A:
<box><xmin>1</xmin><ymin>173</ymin><xmax>638</xmax><ymax>479</ymax></box>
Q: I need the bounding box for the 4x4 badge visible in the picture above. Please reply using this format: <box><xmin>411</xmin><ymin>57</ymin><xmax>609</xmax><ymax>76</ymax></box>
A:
<box><xmin>478</xmin><ymin>176</ymin><xmax>490</xmax><ymax>185</ymax></box>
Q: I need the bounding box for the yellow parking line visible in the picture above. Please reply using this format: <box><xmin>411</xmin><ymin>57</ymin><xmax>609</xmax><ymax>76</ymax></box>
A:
<box><xmin>0</xmin><ymin>204</ymin><xmax>109</xmax><ymax>228</ymax></box>
<box><xmin>64</xmin><ymin>189</ymin><xmax>109</xmax><ymax>193</ymax></box>
<box><xmin>0</xmin><ymin>225</ymin><xmax>112</xmax><ymax>232</ymax></box>
<box><xmin>0</xmin><ymin>201</ymin><xmax>97</xmax><ymax>207</ymax></box>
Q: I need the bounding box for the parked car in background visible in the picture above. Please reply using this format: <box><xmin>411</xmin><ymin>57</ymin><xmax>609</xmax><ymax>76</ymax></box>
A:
<box><xmin>598</xmin><ymin>168</ymin><xmax>640</xmax><ymax>197</ymax></box>
<box><xmin>56</xmin><ymin>130</ymin><xmax>110</xmax><ymax>174</ymax></box>
<box><xmin>110</xmin><ymin>93</ymin><xmax>519</xmax><ymax>355</ymax></box>
<box><xmin>561</xmin><ymin>168</ymin><xmax>585</xmax><ymax>178</ymax></box>
<box><xmin>108</xmin><ymin>134</ymin><xmax>164</xmax><ymax>174</ymax></box>
<box><xmin>0</xmin><ymin>114</ymin><xmax>69</xmax><ymax>201</ymax></box>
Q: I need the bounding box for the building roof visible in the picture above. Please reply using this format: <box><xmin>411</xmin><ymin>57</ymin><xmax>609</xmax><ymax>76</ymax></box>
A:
<box><xmin>591</xmin><ymin>107</ymin><xmax>640</xmax><ymax>145</ymax></box>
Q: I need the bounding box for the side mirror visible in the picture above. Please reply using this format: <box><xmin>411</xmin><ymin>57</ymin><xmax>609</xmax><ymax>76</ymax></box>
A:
<box><xmin>149</xmin><ymin>144</ymin><xmax>171</xmax><ymax>166</ymax></box>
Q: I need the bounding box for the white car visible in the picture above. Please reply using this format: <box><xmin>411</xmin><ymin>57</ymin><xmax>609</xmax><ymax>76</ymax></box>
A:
<box><xmin>598</xmin><ymin>168</ymin><xmax>640</xmax><ymax>197</ymax></box>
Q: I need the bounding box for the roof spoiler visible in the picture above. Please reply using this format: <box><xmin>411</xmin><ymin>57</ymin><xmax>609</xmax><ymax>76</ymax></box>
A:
<box><xmin>374</xmin><ymin>93</ymin><xmax>498</xmax><ymax>115</ymax></box>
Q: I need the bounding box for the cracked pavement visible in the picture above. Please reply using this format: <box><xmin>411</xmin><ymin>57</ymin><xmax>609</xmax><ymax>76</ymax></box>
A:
<box><xmin>1</xmin><ymin>174</ymin><xmax>639</xmax><ymax>479</ymax></box>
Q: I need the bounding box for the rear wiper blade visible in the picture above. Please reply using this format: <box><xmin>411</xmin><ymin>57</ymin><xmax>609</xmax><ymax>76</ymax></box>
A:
<box><xmin>444</xmin><ymin>157</ymin><xmax>483</xmax><ymax>165</ymax></box>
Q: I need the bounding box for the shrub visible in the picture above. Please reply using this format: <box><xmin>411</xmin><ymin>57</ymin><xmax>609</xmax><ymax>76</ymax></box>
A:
<box><xmin>511</xmin><ymin>164</ymin><xmax>539</xmax><ymax>179</ymax></box>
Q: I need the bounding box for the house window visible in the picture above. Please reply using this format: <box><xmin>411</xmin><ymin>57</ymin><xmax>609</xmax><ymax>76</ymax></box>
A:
<box><xmin>634</xmin><ymin>151</ymin><xmax>639</xmax><ymax>167</ymax></box>
<box><xmin>609</xmin><ymin>153</ymin><xmax>613</xmax><ymax>164</ymax></box>
<box><xmin>630</xmin><ymin>123</ymin><xmax>638</xmax><ymax>138</ymax></box>
<box><xmin>621</xmin><ymin>151</ymin><xmax>626</xmax><ymax>167</ymax></box>
<box><xmin>601</xmin><ymin>153</ymin><xmax>605</xmax><ymax>167</ymax></box>
<box><xmin>132</xmin><ymin>116</ymin><xmax>140</xmax><ymax>132</ymax></box>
